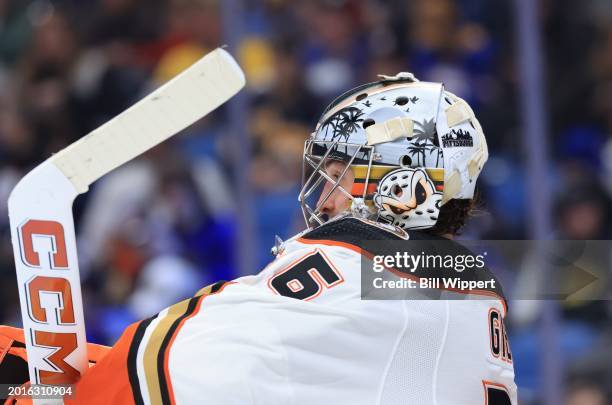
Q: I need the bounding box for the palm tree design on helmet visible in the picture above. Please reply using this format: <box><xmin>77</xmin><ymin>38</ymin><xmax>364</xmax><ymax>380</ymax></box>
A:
<box><xmin>321</xmin><ymin>107</ymin><xmax>365</xmax><ymax>142</ymax></box>
<box><xmin>408</xmin><ymin>117</ymin><xmax>440</xmax><ymax>166</ymax></box>
<box><xmin>412</xmin><ymin>117</ymin><xmax>437</xmax><ymax>142</ymax></box>
<box><xmin>429</xmin><ymin>146</ymin><xmax>444</xmax><ymax>167</ymax></box>
<box><xmin>407</xmin><ymin>140</ymin><xmax>429</xmax><ymax>166</ymax></box>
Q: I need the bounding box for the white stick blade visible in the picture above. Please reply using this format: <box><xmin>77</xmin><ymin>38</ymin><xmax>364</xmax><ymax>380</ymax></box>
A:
<box><xmin>50</xmin><ymin>48</ymin><xmax>245</xmax><ymax>193</ymax></box>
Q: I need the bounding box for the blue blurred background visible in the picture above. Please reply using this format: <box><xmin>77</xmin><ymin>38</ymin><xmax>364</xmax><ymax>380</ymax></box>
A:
<box><xmin>0</xmin><ymin>0</ymin><xmax>611</xmax><ymax>403</ymax></box>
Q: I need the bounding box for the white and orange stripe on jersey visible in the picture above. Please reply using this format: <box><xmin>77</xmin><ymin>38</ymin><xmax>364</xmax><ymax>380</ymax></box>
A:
<box><xmin>67</xmin><ymin>217</ymin><xmax>516</xmax><ymax>404</ymax></box>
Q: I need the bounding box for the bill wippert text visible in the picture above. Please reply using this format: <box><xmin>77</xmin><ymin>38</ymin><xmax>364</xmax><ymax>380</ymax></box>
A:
<box><xmin>372</xmin><ymin>277</ymin><xmax>496</xmax><ymax>290</ymax></box>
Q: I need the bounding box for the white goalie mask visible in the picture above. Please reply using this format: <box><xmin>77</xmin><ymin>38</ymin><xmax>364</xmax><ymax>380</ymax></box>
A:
<box><xmin>299</xmin><ymin>72</ymin><xmax>488</xmax><ymax>230</ymax></box>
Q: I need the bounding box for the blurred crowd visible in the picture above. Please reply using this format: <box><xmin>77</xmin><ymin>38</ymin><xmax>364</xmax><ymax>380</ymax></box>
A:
<box><xmin>0</xmin><ymin>0</ymin><xmax>611</xmax><ymax>403</ymax></box>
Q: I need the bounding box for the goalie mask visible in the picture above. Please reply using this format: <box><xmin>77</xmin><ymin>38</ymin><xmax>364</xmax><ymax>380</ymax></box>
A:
<box><xmin>299</xmin><ymin>72</ymin><xmax>488</xmax><ymax>230</ymax></box>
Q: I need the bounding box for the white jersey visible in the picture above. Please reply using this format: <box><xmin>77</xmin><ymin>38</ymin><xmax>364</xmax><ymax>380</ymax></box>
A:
<box><xmin>121</xmin><ymin>217</ymin><xmax>517</xmax><ymax>405</ymax></box>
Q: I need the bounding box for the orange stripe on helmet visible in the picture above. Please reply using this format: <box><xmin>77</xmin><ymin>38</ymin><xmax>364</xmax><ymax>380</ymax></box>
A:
<box><xmin>351</xmin><ymin>183</ymin><xmax>378</xmax><ymax>196</ymax></box>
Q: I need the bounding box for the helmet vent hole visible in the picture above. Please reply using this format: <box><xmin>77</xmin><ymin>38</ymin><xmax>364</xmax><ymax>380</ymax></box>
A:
<box><xmin>395</xmin><ymin>96</ymin><xmax>409</xmax><ymax>106</ymax></box>
<box><xmin>400</xmin><ymin>155</ymin><xmax>412</xmax><ymax>167</ymax></box>
<box><xmin>393</xmin><ymin>184</ymin><xmax>403</xmax><ymax>197</ymax></box>
<box><xmin>356</xmin><ymin>93</ymin><xmax>368</xmax><ymax>101</ymax></box>
<box><xmin>362</xmin><ymin>118</ymin><xmax>376</xmax><ymax>129</ymax></box>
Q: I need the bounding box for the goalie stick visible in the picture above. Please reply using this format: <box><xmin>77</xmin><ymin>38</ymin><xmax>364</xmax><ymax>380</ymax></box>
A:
<box><xmin>7</xmin><ymin>48</ymin><xmax>245</xmax><ymax>396</ymax></box>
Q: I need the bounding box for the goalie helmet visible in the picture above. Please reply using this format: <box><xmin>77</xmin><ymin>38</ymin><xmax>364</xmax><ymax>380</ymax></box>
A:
<box><xmin>299</xmin><ymin>72</ymin><xmax>488</xmax><ymax>230</ymax></box>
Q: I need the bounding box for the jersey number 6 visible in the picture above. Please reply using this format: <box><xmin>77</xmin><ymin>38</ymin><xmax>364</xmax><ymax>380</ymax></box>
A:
<box><xmin>268</xmin><ymin>250</ymin><xmax>344</xmax><ymax>300</ymax></box>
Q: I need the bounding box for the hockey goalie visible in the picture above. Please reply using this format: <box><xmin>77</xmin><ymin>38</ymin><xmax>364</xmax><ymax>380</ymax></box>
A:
<box><xmin>1</xmin><ymin>70</ymin><xmax>517</xmax><ymax>404</ymax></box>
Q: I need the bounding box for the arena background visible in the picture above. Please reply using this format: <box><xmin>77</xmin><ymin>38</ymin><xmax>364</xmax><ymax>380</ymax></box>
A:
<box><xmin>0</xmin><ymin>0</ymin><xmax>611</xmax><ymax>404</ymax></box>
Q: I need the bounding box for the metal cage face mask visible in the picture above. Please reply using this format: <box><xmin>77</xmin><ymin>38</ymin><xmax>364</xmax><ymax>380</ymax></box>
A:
<box><xmin>298</xmin><ymin>138</ymin><xmax>445</xmax><ymax>231</ymax></box>
<box><xmin>298</xmin><ymin>139</ymin><xmax>375</xmax><ymax>229</ymax></box>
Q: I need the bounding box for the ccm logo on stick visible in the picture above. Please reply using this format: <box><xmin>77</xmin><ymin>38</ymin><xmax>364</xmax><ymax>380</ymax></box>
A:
<box><xmin>17</xmin><ymin>219</ymin><xmax>80</xmax><ymax>384</ymax></box>
<box><xmin>19</xmin><ymin>219</ymin><xmax>69</xmax><ymax>269</ymax></box>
